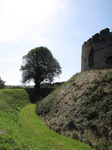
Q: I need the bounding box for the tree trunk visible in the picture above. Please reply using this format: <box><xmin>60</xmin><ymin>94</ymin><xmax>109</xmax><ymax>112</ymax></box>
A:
<box><xmin>34</xmin><ymin>82</ymin><xmax>40</xmax><ymax>89</ymax></box>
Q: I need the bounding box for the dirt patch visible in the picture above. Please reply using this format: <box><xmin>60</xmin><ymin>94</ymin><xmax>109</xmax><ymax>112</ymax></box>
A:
<box><xmin>0</xmin><ymin>129</ymin><xmax>7</xmax><ymax>135</ymax></box>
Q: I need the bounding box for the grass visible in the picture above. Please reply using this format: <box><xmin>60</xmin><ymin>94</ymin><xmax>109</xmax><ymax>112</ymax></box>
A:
<box><xmin>0</xmin><ymin>89</ymin><xmax>94</xmax><ymax>150</ymax></box>
<box><xmin>0</xmin><ymin>89</ymin><xmax>30</xmax><ymax>149</ymax></box>
<box><xmin>19</xmin><ymin>104</ymin><xmax>94</xmax><ymax>150</ymax></box>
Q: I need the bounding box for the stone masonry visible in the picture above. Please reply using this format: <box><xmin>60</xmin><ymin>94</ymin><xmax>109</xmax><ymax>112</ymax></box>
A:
<box><xmin>81</xmin><ymin>28</ymin><xmax>112</xmax><ymax>72</ymax></box>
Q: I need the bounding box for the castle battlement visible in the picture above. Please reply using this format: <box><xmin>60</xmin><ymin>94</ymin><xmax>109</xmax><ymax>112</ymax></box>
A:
<box><xmin>82</xmin><ymin>28</ymin><xmax>111</xmax><ymax>47</ymax></box>
<box><xmin>81</xmin><ymin>28</ymin><xmax>112</xmax><ymax>72</ymax></box>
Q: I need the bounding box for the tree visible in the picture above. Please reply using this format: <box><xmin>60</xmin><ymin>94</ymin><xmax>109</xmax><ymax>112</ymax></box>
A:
<box><xmin>20</xmin><ymin>47</ymin><xmax>62</xmax><ymax>88</ymax></box>
<box><xmin>0</xmin><ymin>77</ymin><xmax>5</xmax><ymax>89</ymax></box>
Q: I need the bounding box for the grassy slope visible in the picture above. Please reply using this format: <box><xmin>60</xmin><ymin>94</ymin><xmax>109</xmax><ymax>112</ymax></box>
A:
<box><xmin>0</xmin><ymin>89</ymin><xmax>30</xmax><ymax>149</ymax></box>
<box><xmin>36</xmin><ymin>69</ymin><xmax>112</xmax><ymax>150</ymax></box>
<box><xmin>0</xmin><ymin>89</ymin><xmax>93</xmax><ymax>150</ymax></box>
<box><xmin>19</xmin><ymin>104</ymin><xmax>94</xmax><ymax>150</ymax></box>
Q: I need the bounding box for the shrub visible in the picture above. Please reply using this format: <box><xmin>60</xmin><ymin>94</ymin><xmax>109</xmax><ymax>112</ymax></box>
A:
<box><xmin>0</xmin><ymin>77</ymin><xmax>5</xmax><ymax>89</ymax></box>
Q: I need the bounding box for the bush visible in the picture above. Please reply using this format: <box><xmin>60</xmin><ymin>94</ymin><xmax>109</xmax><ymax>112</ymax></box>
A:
<box><xmin>0</xmin><ymin>77</ymin><xmax>5</xmax><ymax>89</ymax></box>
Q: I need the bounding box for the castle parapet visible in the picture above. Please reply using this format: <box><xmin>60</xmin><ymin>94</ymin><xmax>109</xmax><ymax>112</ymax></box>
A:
<box><xmin>81</xmin><ymin>28</ymin><xmax>112</xmax><ymax>72</ymax></box>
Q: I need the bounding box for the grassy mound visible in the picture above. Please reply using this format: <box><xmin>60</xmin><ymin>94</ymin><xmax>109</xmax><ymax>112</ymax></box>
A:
<box><xmin>36</xmin><ymin>69</ymin><xmax>112</xmax><ymax>150</ymax></box>
<box><xmin>0</xmin><ymin>89</ymin><xmax>30</xmax><ymax>119</ymax></box>
<box><xmin>0</xmin><ymin>89</ymin><xmax>30</xmax><ymax>149</ymax></box>
<box><xmin>0</xmin><ymin>89</ymin><xmax>93</xmax><ymax>149</ymax></box>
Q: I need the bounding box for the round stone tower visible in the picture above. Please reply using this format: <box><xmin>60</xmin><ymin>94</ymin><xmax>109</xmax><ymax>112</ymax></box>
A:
<box><xmin>81</xmin><ymin>28</ymin><xmax>112</xmax><ymax>72</ymax></box>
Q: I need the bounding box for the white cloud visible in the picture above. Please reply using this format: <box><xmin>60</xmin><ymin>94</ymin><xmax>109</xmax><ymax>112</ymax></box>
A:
<box><xmin>0</xmin><ymin>0</ymin><xmax>63</xmax><ymax>43</ymax></box>
<box><xmin>1</xmin><ymin>68</ymin><xmax>21</xmax><ymax>85</ymax></box>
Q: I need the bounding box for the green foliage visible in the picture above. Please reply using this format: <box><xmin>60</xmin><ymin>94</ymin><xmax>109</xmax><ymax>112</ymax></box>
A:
<box><xmin>0</xmin><ymin>77</ymin><xmax>5</xmax><ymax>89</ymax></box>
<box><xmin>20</xmin><ymin>46</ymin><xmax>62</xmax><ymax>88</ymax></box>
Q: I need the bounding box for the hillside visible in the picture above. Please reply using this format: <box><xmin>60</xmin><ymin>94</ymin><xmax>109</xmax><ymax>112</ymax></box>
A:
<box><xmin>36</xmin><ymin>69</ymin><xmax>112</xmax><ymax>150</ymax></box>
<box><xmin>0</xmin><ymin>89</ymin><xmax>30</xmax><ymax>149</ymax></box>
<box><xmin>0</xmin><ymin>89</ymin><xmax>93</xmax><ymax>149</ymax></box>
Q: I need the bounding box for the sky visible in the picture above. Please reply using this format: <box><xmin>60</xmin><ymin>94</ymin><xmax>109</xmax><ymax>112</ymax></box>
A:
<box><xmin>0</xmin><ymin>0</ymin><xmax>112</xmax><ymax>85</ymax></box>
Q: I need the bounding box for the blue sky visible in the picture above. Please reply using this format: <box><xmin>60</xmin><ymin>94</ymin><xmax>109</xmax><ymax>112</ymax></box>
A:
<box><xmin>0</xmin><ymin>0</ymin><xmax>112</xmax><ymax>85</ymax></box>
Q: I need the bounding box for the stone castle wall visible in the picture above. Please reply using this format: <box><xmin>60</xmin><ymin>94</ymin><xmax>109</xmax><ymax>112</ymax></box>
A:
<box><xmin>81</xmin><ymin>28</ymin><xmax>112</xmax><ymax>72</ymax></box>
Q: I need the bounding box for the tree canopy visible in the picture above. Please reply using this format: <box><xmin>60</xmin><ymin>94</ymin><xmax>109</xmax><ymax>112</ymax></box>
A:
<box><xmin>20</xmin><ymin>47</ymin><xmax>62</xmax><ymax>88</ymax></box>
